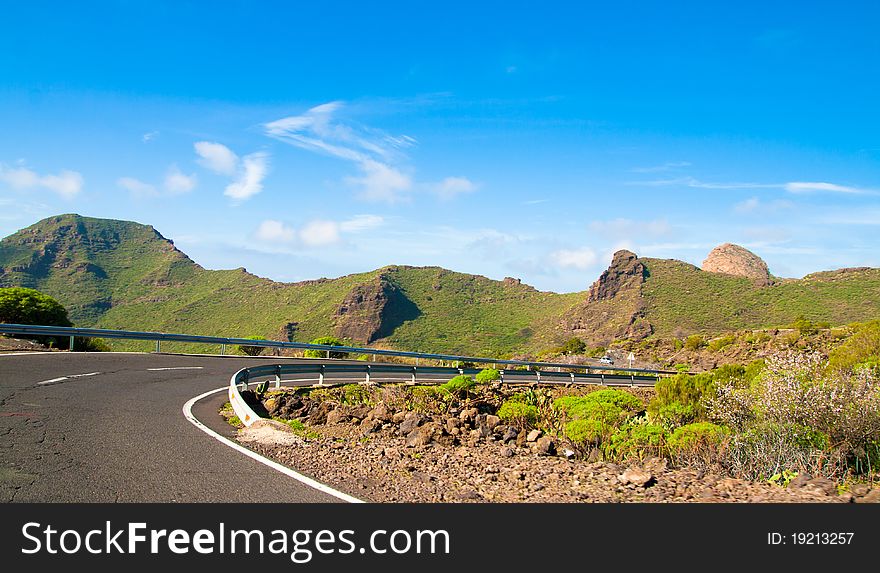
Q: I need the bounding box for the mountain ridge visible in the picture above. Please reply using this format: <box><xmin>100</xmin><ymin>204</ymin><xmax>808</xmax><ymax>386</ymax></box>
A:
<box><xmin>2</xmin><ymin>213</ymin><xmax>879</xmax><ymax>357</ymax></box>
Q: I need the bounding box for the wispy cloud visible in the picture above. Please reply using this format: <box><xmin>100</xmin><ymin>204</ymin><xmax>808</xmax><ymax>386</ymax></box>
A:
<box><xmin>734</xmin><ymin>196</ymin><xmax>794</xmax><ymax>214</ymax></box>
<box><xmin>265</xmin><ymin>102</ymin><xmax>416</xmax><ymax>203</ymax></box>
<box><xmin>629</xmin><ymin>176</ymin><xmax>875</xmax><ymax>195</ymax></box>
<box><xmin>164</xmin><ymin>165</ymin><xmax>197</xmax><ymax>194</ymax></box>
<box><xmin>117</xmin><ymin>177</ymin><xmax>157</xmax><ymax>197</ymax></box>
<box><xmin>588</xmin><ymin>217</ymin><xmax>671</xmax><ymax>238</ymax></box>
<box><xmin>550</xmin><ymin>247</ymin><xmax>598</xmax><ymax>270</ymax></box>
<box><xmin>432</xmin><ymin>176</ymin><xmax>478</xmax><ymax>200</ymax></box>
<box><xmin>631</xmin><ymin>161</ymin><xmax>692</xmax><ymax>173</ymax></box>
<box><xmin>784</xmin><ymin>181</ymin><xmax>871</xmax><ymax>194</ymax></box>
<box><xmin>253</xmin><ymin>214</ymin><xmax>384</xmax><ymax>248</ymax></box>
<box><xmin>224</xmin><ymin>152</ymin><xmax>268</xmax><ymax>201</ymax></box>
<box><xmin>142</xmin><ymin>131</ymin><xmax>159</xmax><ymax>143</ymax></box>
<box><xmin>0</xmin><ymin>164</ymin><xmax>83</xmax><ymax>199</ymax></box>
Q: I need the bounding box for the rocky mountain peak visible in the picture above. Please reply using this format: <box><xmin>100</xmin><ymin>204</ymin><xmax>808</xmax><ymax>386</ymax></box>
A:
<box><xmin>702</xmin><ymin>243</ymin><xmax>772</xmax><ymax>286</ymax></box>
<box><xmin>587</xmin><ymin>249</ymin><xmax>646</xmax><ymax>303</ymax></box>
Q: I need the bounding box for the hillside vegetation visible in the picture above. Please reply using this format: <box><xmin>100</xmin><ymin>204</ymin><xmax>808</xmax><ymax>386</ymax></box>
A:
<box><xmin>1</xmin><ymin>214</ymin><xmax>879</xmax><ymax>358</ymax></box>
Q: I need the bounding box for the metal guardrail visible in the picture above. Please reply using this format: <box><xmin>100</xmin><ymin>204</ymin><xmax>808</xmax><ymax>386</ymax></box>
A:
<box><xmin>0</xmin><ymin>322</ymin><xmax>675</xmax><ymax>377</ymax></box>
<box><xmin>227</xmin><ymin>362</ymin><xmax>661</xmax><ymax>427</ymax></box>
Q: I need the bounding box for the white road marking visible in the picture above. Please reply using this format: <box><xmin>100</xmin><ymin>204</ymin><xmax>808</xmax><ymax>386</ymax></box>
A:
<box><xmin>182</xmin><ymin>386</ymin><xmax>363</xmax><ymax>504</ymax></box>
<box><xmin>37</xmin><ymin>372</ymin><xmax>101</xmax><ymax>386</ymax></box>
<box><xmin>147</xmin><ymin>366</ymin><xmax>205</xmax><ymax>371</ymax></box>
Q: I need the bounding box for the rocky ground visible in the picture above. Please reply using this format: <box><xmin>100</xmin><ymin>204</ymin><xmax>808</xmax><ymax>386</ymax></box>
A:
<box><xmin>0</xmin><ymin>337</ymin><xmax>54</xmax><ymax>352</ymax></box>
<box><xmin>232</xmin><ymin>389</ymin><xmax>879</xmax><ymax>504</ymax></box>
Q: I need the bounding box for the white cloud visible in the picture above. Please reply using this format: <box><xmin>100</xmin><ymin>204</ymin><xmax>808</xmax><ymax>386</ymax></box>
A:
<box><xmin>734</xmin><ymin>196</ymin><xmax>794</xmax><ymax>214</ymax></box>
<box><xmin>344</xmin><ymin>159</ymin><xmax>412</xmax><ymax>203</ymax></box>
<box><xmin>224</xmin><ymin>152</ymin><xmax>269</xmax><ymax>201</ymax></box>
<box><xmin>339</xmin><ymin>214</ymin><xmax>384</xmax><ymax>233</ymax></box>
<box><xmin>266</xmin><ymin>101</ymin><xmax>474</xmax><ymax>204</ymax></box>
<box><xmin>784</xmin><ymin>181</ymin><xmax>869</xmax><ymax>194</ymax></box>
<box><xmin>142</xmin><ymin>131</ymin><xmax>159</xmax><ymax>143</ymax></box>
<box><xmin>588</xmin><ymin>218</ymin><xmax>670</xmax><ymax>238</ymax></box>
<box><xmin>194</xmin><ymin>141</ymin><xmax>239</xmax><ymax>176</ymax></box>
<box><xmin>0</xmin><ymin>165</ymin><xmax>83</xmax><ymax>199</ymax></box>
<box><xmin>433</xmin><ymin>176</ymin><xmax>478</xmax><ymax>200</ymax></box>
<box><xmin>299</xmin><ymin>220</ymin><xmax>341</xmax><ymax>247</ymax></box>
<box><xmin>253</xmin><ymin>214</ymin><xmax>384</xmax><ymax>248</ymax></box>
<box><xmin>255</xmin><ymin>219</ymin><xmax>296</xmax><ymax>242</ymax></box>
<box><xmin>163</xmin><ymin>165</ymin><xmax>197</xmax><ymax>194</ymax></box>
<box><xmin>117</xmin><ymin>177</ymin><xmax>157</xmax><ymax>197</ymax></box>
<box><xmin>550</xmin><ymin>248</ymin><xmax>598</xmax><ymax>270</ymax></box>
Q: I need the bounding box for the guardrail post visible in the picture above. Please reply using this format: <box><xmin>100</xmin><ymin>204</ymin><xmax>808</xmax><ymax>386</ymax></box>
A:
<box><xmin>536</xmin><ymin>370</ymin><xmax>541</xmax><ymax>384</ymax></box>
<box><xmin>416</xmin><ymin>357</ymin><xmax>420</xmax><ymax>366</ymax></box>
<box><xmin>69</xmin><ymin>335</ymin><xmax>75</xmax><ymax>352</ymax></box>
<box><xmin>365</xmin><ymin>365</ymin><xmax>371</xmax><ymax>384</ymax></box>
<box><xmin>500</xmin><ymin>370</ymin><xmax>505</xmax><ymax>384</ymax></box>
<box><xmin>630</xmin><ymin>373</ymin><xmax>635</xmax><ymax>388</ymax></box>
<box><xmin>570</xmin><ymin>372</ymin><xmax>575</xmax><ymax>384</ymax></box>
<box><xmin>319</xmin><ymin>365</ymin><xmax>325</xmax><ymax>386</ymax></box>
<box><xmin>601</xmin><ymin>373</ymin><xmax>605</xmax><ymax>385</ymax></box>
<box><xmin>411</xmin><ymin>366</ymin><xmax>417</xmax><ymax>385</ymax></box>
<box><xmin>458</xmin><ymin>367</ymin><xmax>464</xmax><ymax>375</ymax></box>
<box><xmin>326</xmin><ymin>349</ymin><xmax>330</xmax><ymax>359</ymax></box>
<box><xmin>220</xmin><ymin>344</ymin><xmax>226</xmax><ymax>356</ymax></box>
<box><xmin>275</xmin><ymin>365</ymin><xmax>282</xmax><ymax>389</ymax></box>
<box><xmin>155</xmin><ymin>339</ymin><xmax>160</xmax><ymax>353</ymax></box>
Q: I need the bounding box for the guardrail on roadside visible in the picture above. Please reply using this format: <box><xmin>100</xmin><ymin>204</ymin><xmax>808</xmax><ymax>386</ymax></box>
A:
<box><xmin>226</xmin><ymin>362</ymin><xmax>663</xmax><ymax>427</ymax></box>
<box><xmin>0</xmin><ymin>322</ymin><xmax>676</xmax><ymax>377</ymax></box>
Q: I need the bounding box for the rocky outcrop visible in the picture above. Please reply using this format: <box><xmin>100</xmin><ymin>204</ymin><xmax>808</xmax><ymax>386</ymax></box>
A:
<box><xmin>560</xmin><ymin>250</ymin><xmax>652</xmax><ymax>344</ymax></box>
<box><xmin>333</xmin><ymin>276</ymin><xmax>420</xmax><ymax>344</ymax></box>
<box><xmin>588</xmin><ymin>250</ymin><xmax>647</xmax><ymax>302</ymax></box>
<box><xmin>702</xmin><ymin>243</ymin><xmax>772</xmax><ymax>286</ymax></box>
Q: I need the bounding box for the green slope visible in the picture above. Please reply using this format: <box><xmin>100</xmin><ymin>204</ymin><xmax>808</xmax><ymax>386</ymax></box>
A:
<box><xmin>2</xmin><ymin>214</ymin><xmax>879</xmax><ymax>357</ymax></box>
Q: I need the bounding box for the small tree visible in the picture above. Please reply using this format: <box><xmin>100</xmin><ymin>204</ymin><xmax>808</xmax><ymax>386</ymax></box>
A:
<box><xmin>0</xmin><ymin>287</ymin><xmax>72</xmax><ymax>327</ymax></box>
<box><xmin>303</xmin><ymin>336</ymin><xmax>349</xmax><ymax>359</ymax></box>
<box><xmin>237</xmin><ymin>336</ymin><xmax>265</xmax><ymax>356</ymax></box>
<box><xmin>560</xmin><ymin>337</ymin><xmax>587</xmax><ymax>356</ymax></box>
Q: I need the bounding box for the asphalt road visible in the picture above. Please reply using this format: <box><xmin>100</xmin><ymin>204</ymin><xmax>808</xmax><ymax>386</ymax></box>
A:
<box><xmin>0</xmin><ymin>352</ymin><xmax>348</xmax><ymax>503</ymax></box>
<box><xmin>0</xmin><ymin>351</ymin><xmax>657</xmax><ymax>503</ymax></box>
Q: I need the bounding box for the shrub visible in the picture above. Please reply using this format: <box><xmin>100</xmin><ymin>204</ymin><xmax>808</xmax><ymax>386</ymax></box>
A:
<box><xmin>581</xmin><ymin>389</ymin><xmax>644</xmax><ymax>412</ymax></box>
<box><xmin>648</xmin><ymin>372</ymin><xmax>715</xmax><ymax>427</ymax></box>
<box><xmin>497</xmin><ymin>400</ymin><xmax>538</xmax><ymax>428</ymax></box>
<box><xmin>303</xmin><ymin>336</ymin><xmax>349</xmax><ymax>359</ymax></box>
<box><xmin>560</xmin><ymin>337</ymin><xmax>586</xmax><ymax>356</ymax></box>
<box><xmin>674</xmin><ymin>363</ymin><xmax>691</xmax><ymax>374</ymax></box>
<box><xmin>0</xmin><ymin>287</ymin><xmax>75</xmax><ymax>348</ymax></box>
<box><xmin>827</xmin><ymin>320</ymin><xmax>880</xmax><ymax>373</ymax></box>
<box><xmin>440</xmin><ymin>375</ymin><xmax>476</xmax><ymax>395</ymax></box>
<box><xmin>475</xmin><ymin>368</ymin><xmax>501</xmax><ymax>384</ymax></box>
<box><xmin>667</xmin><ymin>422</ymin><xmax>728</xmax><ymax>452</ymax></box>
<box><xmin>792</xmin><ymin>315</ymin><xmax>817</xmax><ymax>336</ymax></box>
<box><xmin>610</xmin><ymin>421</ymin><xmax>668</xmax><ymax>459</ymax></box>
<box><xmin>684</xmin><ymin>334</ymin><xmax>705</xmax><ymax>351</ymax></box>
<box><xmin>564</xmin><ymin>418</ymin><xmax>605</xmax><ymax>445</ymax></box>
<box><xmin>588</xmin><ymin>345</ymin><xmax>607</xmax><ymax>358</ymax></box>
<box><xmin>708</xmin><ymin>334</ymin><xmax>735</xmax><ymax>352</ymax></box>
<box><xmin>237</xmin><ymin>336</ymin><xmax>265</xmax><ymax>356</ymax></box>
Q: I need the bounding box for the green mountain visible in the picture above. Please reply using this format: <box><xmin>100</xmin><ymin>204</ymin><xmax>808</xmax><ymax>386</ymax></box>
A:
<box><xmin>1</xmin><ymin>214</ymin><xmax>879</xmax><ymax>356</ymax></box>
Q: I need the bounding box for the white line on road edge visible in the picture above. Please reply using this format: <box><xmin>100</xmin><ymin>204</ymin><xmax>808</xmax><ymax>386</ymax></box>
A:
<box><xmin>182</xmin><ymin>386</ymin><xmax>364</xmax><ymax>504</ymax></box>
<box><xmin>147</xmin><ymin>367</ymin><xmax>205</xmax><ymax>371</ymax></box>
<box><xmin>37</xmin><ymin>372</ymin><xmax>102</xmax><ymax>386</ymax></box>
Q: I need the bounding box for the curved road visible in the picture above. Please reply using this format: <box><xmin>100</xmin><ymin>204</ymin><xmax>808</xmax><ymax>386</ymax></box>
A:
<box><xmin>0</xmin><ymin>352</ymin><xmax>346</xmax><ymax>503</ymax></box>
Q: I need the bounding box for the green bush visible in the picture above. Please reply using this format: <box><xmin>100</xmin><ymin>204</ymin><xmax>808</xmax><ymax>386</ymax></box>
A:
<box><xmin>564</xmin><ymin>418</ymin><xmax>605</xmax><ymax>444</ymax></box>
<box><xmin>475</xmin><ymin>368</ymin><xmax>501</xmax><ymax>383</ymax></box>
<box><xmin>674</xmin><ymin>363</ymin><xmax>691</xmax><ymax>373</ymax></box>
<box><xmin>440</xmin><ymin>375</ymin><xmax>476</xmax><ymax>395</ymax></box>
<box><xmin>708</xmin><ymin>334</ymin><xmax>735</xmax><ymax>352</ymax></box>
<box><xmin>237</xmin><ymin>335</ymin><xmax>265</xmax><ymax>356</ymax></box>
<box><xmin>0</xmin><ymin>287</ymin><xmax>74</xmax><ymax>348</ymax></box>
<box><xmin>303</xmin><ymin>336</ymin><xmax>349</xmax><ymax>359</ymax></box>
<box><xmin>684</xmin><ymin>334</ymin><xmax>705</xmax><ymax>351</ymax></box>
<box><xmin>560</xmin><ymin>337</ymin><xmax>586</xmax><ymax>355</ymax></box>
<box><xmin>648</xmin><ymin>372</ymin><xmax>715</xmax><ymax>427</ymax></box>
<box><xmin>0</xmin><ymin>287</ymin><xmax>72</xmax><ymax>327</ymax></box>
<box><xmin>792</xmin><ymin>315</ymin><xmax>817</xmax><ymax>336</ymax></box>
<box><xmin>588</xmin><ymin>345</ymin><xmax>607</xmax><ymax>358</ymax></box>
<box><xmin>610</xmin><ymin>422</ymin><xmax>669</xmax><ymax>459</ymax></box>
<box><xmin>828</xmin><ymin>320</ymin><xmax>880</xmax><ymax>373</ymax></box>
<box><xmin>497</xmin><ymin>400</ymin><xmax>538</xmax><ymax>428</ymax></box>
<box><xmin>667</xmin><ymin>422</ymin><xmax>728</xmax><ymax>452</ymax></box>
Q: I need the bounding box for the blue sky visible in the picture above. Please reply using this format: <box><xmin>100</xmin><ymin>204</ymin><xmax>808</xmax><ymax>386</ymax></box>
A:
<box><xmin>1</xmin><ymin>1</ymin><xmax>878</xmax><ymax>293</ymax></box>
